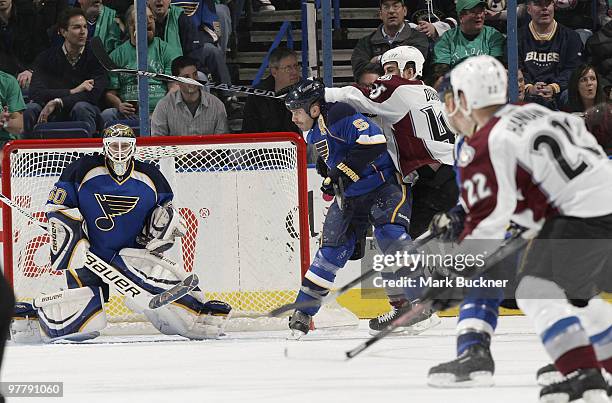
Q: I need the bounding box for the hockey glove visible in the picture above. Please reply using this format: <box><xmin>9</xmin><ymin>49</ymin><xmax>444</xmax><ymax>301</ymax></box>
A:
<box><xmin>429</xmin><ymin>205</ymin><xmax>466</xmax><ymax>242</ymax></box>
<box><xmin>315</xmin><ymin>156</ymin><xmax>329</xmax><ymax>178</ymax></box>
<box><xmin>320</xmin><ymin>177</ymin><xmax>335</xmax><ymax>197</ymax></box>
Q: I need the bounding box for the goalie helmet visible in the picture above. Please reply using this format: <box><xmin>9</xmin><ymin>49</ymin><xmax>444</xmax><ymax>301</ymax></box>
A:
<box><xmin>450</xmin><ymin>55</ymin><xmax>507</xmax><ymax>116</ymax></box>
<box><xmin>103</xmin><ymin>124</ymin><xmax>136</xmax><ymax>177</ymax></box>
<box><xmin>285</xmin><ymin>79</ymin><xmax>325</xmax><ymax>112</ymax></box>
<box><xmin>380</xmin><ymin>46</ymin><xmax>425</xmax><ymax>78</ymax></box>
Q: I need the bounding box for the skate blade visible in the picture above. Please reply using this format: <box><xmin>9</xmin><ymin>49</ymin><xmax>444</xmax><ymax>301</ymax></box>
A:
<box><xmin>537</xmin><ymin>371</ymin><xmax>565</xmax><ymax>387</ymax></box>
<box><xmin>368</xmin><ymin>314</ymin><xmax>442</xmax><ymax>336</ymax></box>
<box><xmin>427</xmin><ymin>371</ymin><xmax>494</xmax><ymax>388</ymax></box>
<box><xmin>286</xmin><ymin>329</ymin><xmax>307</xmax><ymax>340</ymax></box>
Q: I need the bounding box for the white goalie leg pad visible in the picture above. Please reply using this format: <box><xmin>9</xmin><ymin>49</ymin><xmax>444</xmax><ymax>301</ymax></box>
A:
<box><xmin>143</xmin><ymin>303</ymin><xmax>227</xmax><ymax>340</ymax></box>
<box><xmin>35</xmin><ymin>287</ymin><xmax>107</xmax><ymax>342</ymax></box>
<box><xmin>119</xmin><ymin>248</ymin><xmax>207</xmax><ymax>310</ymax></box>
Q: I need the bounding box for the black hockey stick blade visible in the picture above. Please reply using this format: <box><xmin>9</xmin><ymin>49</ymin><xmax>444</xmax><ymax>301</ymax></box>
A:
<box><xmin>268</xmin><ymin>231</ymin><xmax>437</xmax><ymax>317</ymax></box>
<box><xmin>90</xmin><ymin>37</ymin><xmax>282</xmax><ymax>99</ymax></box>
<box><xmin>345</xmin><ymin>232</ymin><xmax>530</xmax><ymax>360</ymax></box>
<box><xmin>149</xmin><ymin>273</ymin><xmax>200</xmax><ymax>309</ymax></box>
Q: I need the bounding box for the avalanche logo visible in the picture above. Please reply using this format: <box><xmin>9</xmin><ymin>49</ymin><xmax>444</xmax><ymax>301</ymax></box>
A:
<box><xmin>94</xmin><ymin>194</ymin><xmax>140</xmax><ymax>231</ymax></box>
<box><xmin>457</xmin><ymin>143</ymin><xmax>475</xmax><ymax>167</ymax></box>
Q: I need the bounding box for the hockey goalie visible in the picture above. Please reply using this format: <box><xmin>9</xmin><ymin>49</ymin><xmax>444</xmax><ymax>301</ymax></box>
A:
<box><xmin>11</xmin><ymin>124</ymin><xmax>231</xmax><ymax>343</ymax></box>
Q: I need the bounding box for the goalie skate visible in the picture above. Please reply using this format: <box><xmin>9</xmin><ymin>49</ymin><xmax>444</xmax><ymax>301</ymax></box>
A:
<box><xmin>427</xmin><ymin>344</ymin><xmax>495</xmax><ymax>388</ymax></box>
<box><xmin>368</xmin><ymin>300</ymin><xmax>441</xmax><ymax>336</ymax></box>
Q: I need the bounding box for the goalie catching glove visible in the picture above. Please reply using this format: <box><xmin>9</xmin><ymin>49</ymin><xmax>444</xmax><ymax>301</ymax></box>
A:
<box><xmin>137</xmin><ymin>202</ymin><xmax>186</xmax><ymax>253</ymax></box>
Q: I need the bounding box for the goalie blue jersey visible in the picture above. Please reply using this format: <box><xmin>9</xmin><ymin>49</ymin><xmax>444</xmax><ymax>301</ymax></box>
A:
<box><xmin>47</xmin><ymin>155</ymin><xmax>174</xmax><ymax>262</ymax></box>
<box><xmin>308</xmin><ymin>102</ymin><xmax>395</xmax><ymax>197</ymax></box>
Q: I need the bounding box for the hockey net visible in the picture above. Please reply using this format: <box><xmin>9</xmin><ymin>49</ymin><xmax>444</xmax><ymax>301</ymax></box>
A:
<box><xmin>2</xmin><ymin>134</ymin><xmax>356</xmax><ymax>334</ymax></box>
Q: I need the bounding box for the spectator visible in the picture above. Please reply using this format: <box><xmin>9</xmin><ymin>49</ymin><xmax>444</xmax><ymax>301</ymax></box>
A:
<box><xmin>35</xmin><ymin>0</ymin><xmax>69</xmax><ymax>41</ymax></box>
<box><xmin>519</xmin><ymin>0</ymin><xmax>583</xmax><ymax>109</ymax></box>
<box><xmin>24</xmin><ymin>8</ymin><xmax>108</xmax><ymax>136</ymax></box>
<box><xmin>77</xmin><ymin>0</ymin><xmax>122</xmax><ymax>52</ymax></box>
<box><xmin>409</xmin><ymin>0</ymin><xmax>458</xmax><ymax>42</ymax></box>
<box><xmin>102</xmin><ymin>5</ymin><xmax>180</xmax><ymax>124</ymax></box>
<box><xmin>564</xmin><ymin>64</ymin><xmax>607</xmax><ymax>113</ymax></box>
<box><xmin>351</xmin><ymin>0</ymin><xmax>429</xmax><ymax>81</ymax></box>
<box><xmin>0</xmin><ymin>70</ymin><xmax>25</xmax><ymax>148</ymax></box>
<box><xmin>586</xmin><ymin>19</ymin><xmax>612</xmax><ymax>99</ymax></box>
<box><xmin>151</xmin><ymin>56</ymin><xmax>228</xmax><ymax>135</ymax></box>
<box><xmin>167</xmin><ymin>0</ymin><xmax>238</xmax><ymax>110</ymax></box>
<box><xmin>0</xmin><ymin>0</ymin><xmax>49</xmax><ymax>87</ymax></box>
<box><xmin>241</xmin><ymin>46</ymin><xmax>300</xmax><ymax>135</ymax></box>
<box><xmin>356</xmin><ymin>62</ymin><xmax>384</xmax><ymax>89</ymax></box>
<box><xmin>432</xmin><ymin>0</ymin><xmax>506</xmax><ymax>86</ymax></box>
<box><xmin>584</xmin><ymin>102</ymin><xmax>612</xmax><ymax>150</ymax></box>
<box><xmin>518</xmin><ymin>68</ymin><xmax>526</xmax><ymax>101</ymax></box>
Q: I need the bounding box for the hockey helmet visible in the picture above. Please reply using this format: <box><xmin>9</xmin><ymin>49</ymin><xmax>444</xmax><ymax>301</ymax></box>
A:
<box><xmin>285</xmin><ymin>79</ymin><xmax>326</xmax><ymax>112</ymax></box>
<box><xmin>102</xmin><ymin>123</ymin><xmax>136</xmax><ymax>177</ymax></box>
<box><xmin>450</xmin><ymin>55</ymin><xmax>507</xmax><ymax>116</ymax></box>
<box><xmin>380</xmin><ymin>46</ymin><xmax>425</xmax><ymax>78</ymax></box>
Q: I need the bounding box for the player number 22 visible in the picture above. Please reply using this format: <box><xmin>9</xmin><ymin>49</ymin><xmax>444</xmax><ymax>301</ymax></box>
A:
<box><xmin>463</xmin><ymin>173</ymin><xmax>492</xmax><ymax>207</ymax></box>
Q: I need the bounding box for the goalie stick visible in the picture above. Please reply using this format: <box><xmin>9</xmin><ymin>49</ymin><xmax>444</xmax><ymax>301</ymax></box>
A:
<box><xmin>345</xmin><ymin>230</ymin><xmax>532</xmax><ymax>359</ymax></box>
<box><xmin>268</xmin><ymin>231</ymin><xmax>436</xmax><ymax>317</ymax></box>
<box><xmin>90</xmin><ymin>37</ymin><xmax>283</xmax><ymax>99</ymax></box>
<box><xmin>0</xmin><ymin>192</ymin><xmax>199</xmax><ymax>310</ymax></box>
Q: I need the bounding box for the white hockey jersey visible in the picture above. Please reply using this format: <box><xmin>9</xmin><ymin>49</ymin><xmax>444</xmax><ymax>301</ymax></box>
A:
<box><xmin>325</xmin><ymin>75</ymin><xmax>455</xmax><ymax>179</ymax></box>
<box><xmin>458</xmin><ymin>103</ymin><xmax>612</xmax><ymax>241</ymax></box>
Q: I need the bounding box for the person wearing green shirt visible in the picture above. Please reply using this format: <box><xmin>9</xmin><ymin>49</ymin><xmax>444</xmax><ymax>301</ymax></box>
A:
<box><xmin>432</xmin><ymin>0</ymin><xmax>506</xmax><ymax>87</ymax></box>
<box><xmin>78</xmin><ymin>0</ymin><xmax>123</xmax><ymax>53</ymax></box>
<box><xmin>102</xmin><ymin>4</ymin><xmax>180</xmax><ymax>124</ymax></box>
<box><xmin>0</xmin><ymin>70</ymin><xmax>25</xmax><ymax>150</ymax></box>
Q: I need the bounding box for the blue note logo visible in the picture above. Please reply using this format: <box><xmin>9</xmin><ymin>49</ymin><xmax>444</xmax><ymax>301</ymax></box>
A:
<box><xmin>94</xmin><ymin>194</ymin><xmax>139</xmax><ymax>231</ymax></box>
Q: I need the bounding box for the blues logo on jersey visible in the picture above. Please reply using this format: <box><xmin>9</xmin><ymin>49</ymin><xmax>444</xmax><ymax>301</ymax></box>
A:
<box><xmin>307</xmin><ymin>102</ymin><xmax>396</xmax><ymax>197</ymax></box>
<box><xmin>47</xmin><ymin>155</ymin><xmax>173</xmax><ymax>262</ymax></box>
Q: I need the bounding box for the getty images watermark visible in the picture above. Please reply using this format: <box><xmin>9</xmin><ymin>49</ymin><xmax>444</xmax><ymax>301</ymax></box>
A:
<box><xmin>370</xmin><ymin>250</ymin><xmax>510</xmax><ymax>289</ymax></box>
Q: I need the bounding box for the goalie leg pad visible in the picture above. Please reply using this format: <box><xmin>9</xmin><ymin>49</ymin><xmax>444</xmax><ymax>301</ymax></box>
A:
<box><xmin>143</xmin><ymin>300</ymin><xmax>230</xmax><ymax>340</ymax></box>
<box><xmin>47</xmin><ymin>209</ymin><xmax>90</xmax><ymax>272</ymax></box>
<box><xmin>35</xmin><ymin>287</ymin><xmax>107</xmax><ymax>342</ymax></box>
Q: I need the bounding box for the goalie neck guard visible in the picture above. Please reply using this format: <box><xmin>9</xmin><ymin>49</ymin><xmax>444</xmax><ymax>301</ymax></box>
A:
<box><xmin>103</xmin><ymin>124</ymin><xmax>136</xmax><ymax>177</ymax></box>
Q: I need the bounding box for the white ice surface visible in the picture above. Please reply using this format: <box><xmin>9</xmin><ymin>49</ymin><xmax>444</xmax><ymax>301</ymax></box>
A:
<box><xmin>3</xmin><ymin>316</ymin><xmax>551</xmax><ymax>403</ymax></box>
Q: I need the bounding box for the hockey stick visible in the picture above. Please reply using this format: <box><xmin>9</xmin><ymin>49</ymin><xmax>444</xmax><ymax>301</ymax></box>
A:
<box><xmin>0</xmin><ymin>193</ymin><xmax>198</xmax><ymax>310</ymax></box>
<box><xmin>90</xmin><ymin>37</ymin><xmax>283</xmax><ymax>99</ymax></box>
<box><xmin>268</xmin><ymin>230</ymin><xmax>436</xmax><ymax>317</ymax></box>
<box><xmin>322</xmin><ymin>176</ymin><xmax>345</xmax><ymax>211</ymax></box>
<box><xmin>345</xmin><ymin>231</ymin><xmax>532</xmax><ymax>359</ymax></box>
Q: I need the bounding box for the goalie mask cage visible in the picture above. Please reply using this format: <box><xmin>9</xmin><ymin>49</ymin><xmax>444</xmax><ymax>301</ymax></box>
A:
<box><xmin>2</xmin><ymin>133</ymin><xmax>314</xmax><ymax>333</ymax></box>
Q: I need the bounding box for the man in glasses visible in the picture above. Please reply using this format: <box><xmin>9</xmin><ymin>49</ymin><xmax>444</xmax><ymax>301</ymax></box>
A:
<box><xmin>351</xmin><ymin>0</ymin><xmax>429</xmax><ymax>83</ymax></box>
<box><xmin>242</xmin><ymin>46</ymin><xmax>302</xmax><ymax>137</ymax></box>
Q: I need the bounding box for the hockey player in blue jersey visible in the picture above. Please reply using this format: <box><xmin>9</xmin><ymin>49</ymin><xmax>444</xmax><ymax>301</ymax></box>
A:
<box><xmin>284</xmin><ymin>79</ymin><xmax>421</xmax><ymax>337</ymax></box>
<box><xmin>11</xmin><ymin>124</ymin><xmax>230</xmax><ymax>342</ymax></box>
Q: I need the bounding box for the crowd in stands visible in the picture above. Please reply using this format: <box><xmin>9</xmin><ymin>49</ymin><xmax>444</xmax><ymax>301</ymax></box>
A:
<box><xmin>0</xmin><ymin>0</ymin><xmax>610</xmax><ymax>153</ymax></box>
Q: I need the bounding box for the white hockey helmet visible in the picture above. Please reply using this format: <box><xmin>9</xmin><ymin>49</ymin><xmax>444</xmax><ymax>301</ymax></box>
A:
<box><xmin>450</xmin><ymin>55</ymin><xmax>507</xmax><ymax>115</ymax></box>
<box><xmin>102</xmin><ymin>123</ymin><xmax>136</xmax><ymax>177</ymax></box>
<box><xmin>380</xmin><ymin>46</ymin><xmax>425</xmax><ymax>78</ymax></box>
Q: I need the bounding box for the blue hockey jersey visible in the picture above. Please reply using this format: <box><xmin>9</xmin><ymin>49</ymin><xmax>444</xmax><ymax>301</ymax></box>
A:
<box><xmin>308</xmin><ymin>102</ymin><xmax>396</xmax><ymax>197</ymax></box>
<box><xmin>47</xmin><ymin>155</ymin><xmax>174</xmax><ymax>262</ymax></box>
